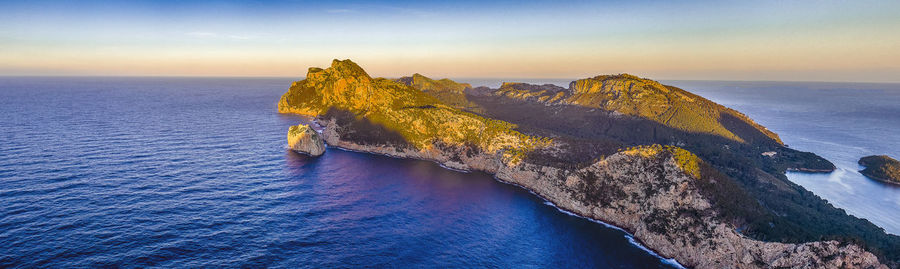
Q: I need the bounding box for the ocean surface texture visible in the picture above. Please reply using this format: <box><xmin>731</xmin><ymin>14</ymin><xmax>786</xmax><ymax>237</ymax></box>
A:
<box><xmin>0</xmin><ymin>77</ymin><xmax>677</xmax><ymax>268</ymax></box>
<box><xmin>2</xmin><ymin>77</ymin><xmax>897</xmax><ymax>267</ymax></box>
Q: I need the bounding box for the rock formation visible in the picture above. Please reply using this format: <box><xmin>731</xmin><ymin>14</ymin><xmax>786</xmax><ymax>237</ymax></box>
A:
<box><xmin>287</xmin><ymin>124</ymin><xmax>325</xmax><ymax>156</ymax></box>
<box><xmin>278</xmin><ymin>59</ymin><xmax>893</xmax><ymax>268</ymax></box>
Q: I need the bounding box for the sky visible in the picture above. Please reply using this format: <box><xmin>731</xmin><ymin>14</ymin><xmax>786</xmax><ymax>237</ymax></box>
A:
<box><xmin>1</xmin><ymin>0</ymin><xmax>899</xmax><ymax>82</ymax></box>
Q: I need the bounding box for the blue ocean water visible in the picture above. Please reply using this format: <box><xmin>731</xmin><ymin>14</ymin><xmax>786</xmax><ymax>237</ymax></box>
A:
<box><xmin>0</xmin><ymin>77</ymin><xmax>676</xmax><ymax>268</ymax></box>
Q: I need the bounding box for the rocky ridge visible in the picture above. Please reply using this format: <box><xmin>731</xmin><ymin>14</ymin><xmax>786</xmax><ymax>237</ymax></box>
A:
<box><xmin>395</xmin><ymin>73</ymin><xmax>484</xmax><ymax>113</ymax></box>
<box><xmin>492</xmin><ymin>74</ymin><xmax>782</xmax><ymax>144</ymax></box>
<box><xmin>494</xmin><ymin>82</ymin><xmax>568</xmax><ymax>103</ymax></box>
<box><xmin>279</xmin><ymin>59</ymin><xmax>888</xmax><ymax>268</ymax></box>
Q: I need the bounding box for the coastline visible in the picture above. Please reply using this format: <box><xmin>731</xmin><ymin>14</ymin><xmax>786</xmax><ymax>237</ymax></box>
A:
<box><xmin>305</xmin><ymin>118</ymin><xmax>885</xmax><ymax>268</ymax></box>
<box><xmin>324</xmin><ymin>142</ymin><xmax>686</xmax><ymax>268</ymax></box>
<box><xmin>276</xmin><ymin>60</ymin><xmax>890</xmax><ymax>267</ymax></box>
<box><xmin>786</xmin><ymin>167</ymin><xmax>836</xmax><ymax>173</ymax></box>
<box><xmin>305</xmin><ymin>119</ymin><xmax>685</xmax><ymax>267</ymax></box>
<box><xmin>490</xmin><ymin>173</ymin><xmax>686</xmax><ymax>269</ymax></box>
<box><xmin>859</xmin><ymin>171</ymin><xmax>900</xmax><ymax>186</ymax></box>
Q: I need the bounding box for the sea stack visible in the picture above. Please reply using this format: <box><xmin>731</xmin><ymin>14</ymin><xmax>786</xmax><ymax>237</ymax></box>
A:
<box><xmin>288</xmin><ymin>124</ymin><xmax>325</xmax><ymax>157</ymax></box>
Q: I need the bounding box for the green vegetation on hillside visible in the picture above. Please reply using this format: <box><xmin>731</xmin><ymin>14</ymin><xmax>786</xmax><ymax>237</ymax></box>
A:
<box><xmin>396</xmin><ymin>73</ymin><xmax>485</xmax><ymax>113</ymax></box>
<box><xmin>571</xmin><ymin>74</ymin><xmax>783</xmax><ymax>144</ymax></box>
<box><xmin>493</xmin><ymin>74</ymin><xmax>783</xmax><ymax>144</ymax></box>
<box><xmin>466</xmin><ymin>79</ymin><xmax>898</xmax><ymax>264</ymax></box>
<box><xmin>494</xmin><ymin>82</ymin><xmax>568</xmax><ymax>103</ymax></box>
<box><xmin>859</xmin><ymin>155</ymin><xmax>900</xmax><ymax>184</ymax></box>
<box><xmin>279</xmin><ymin>60</ymin><xmax>900</xmax><ymax>264</ymax></box>
<box><xmin>278</xmin><ymin>59</ymin><xmax>549</xmax><ymax>164</ymax></box>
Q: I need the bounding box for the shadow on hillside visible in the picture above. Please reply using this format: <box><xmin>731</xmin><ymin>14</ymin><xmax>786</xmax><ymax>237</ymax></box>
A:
<box><xmin>466</xmin><ymin>93</ymin><xmax>900</xmax><ymax>262</ymax></box>
<box><xmin>320</xmin><ymin>108</ymin><xmax>412</xmax><ymax>150</ymax></box>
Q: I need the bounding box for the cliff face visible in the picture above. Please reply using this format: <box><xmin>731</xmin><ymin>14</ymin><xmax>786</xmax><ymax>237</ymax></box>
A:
<box><xmin>502</xmin><ymin>145</ymin><xmax>881</xmax><ymax>269</ymax></box>
<box><xmin>320</xmin><ymin>120</ymin><xmax>883</xmax><ymax>268</ymax></box>
<box><xmin>278</xmin><ymin>59</ymin><xmax>888</xmax><ymax>268</ymax></box>
<box><xmin>287</xmin><ymin>124</ymin><xmax>325</xmax><ymax>156</ymax></box>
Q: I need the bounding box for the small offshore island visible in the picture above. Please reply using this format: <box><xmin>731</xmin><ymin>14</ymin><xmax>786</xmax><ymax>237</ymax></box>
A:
<box><xmin>279</xmin><ymin>59</ymin><xmax>898</xmax><ymax>268</ymax></box>
<box><xmin>287</xmin><ymin>124</ymin><xmax>325</xmax><ymax>157</ymax></box>
<box><xmin>859</xmin><ymin>155</ymin><xmax>900</xmax><ymax>185</ymax></box>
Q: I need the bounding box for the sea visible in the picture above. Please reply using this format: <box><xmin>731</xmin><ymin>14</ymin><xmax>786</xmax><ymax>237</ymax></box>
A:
<box><xmin>1</xmin><ymin>76</ymin><xmax>897</xmax><ymax>267</ymax></box>
<box><xmin>0</xmin><ymin>77</ymin><xmax>678</xmax><ymax>268</ymax></box>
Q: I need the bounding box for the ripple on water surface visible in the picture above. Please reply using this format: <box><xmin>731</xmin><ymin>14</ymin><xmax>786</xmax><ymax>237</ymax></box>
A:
<box><xmin>0</xmin><ymin>77</ymin><xmax>675</xmax><ymax>268</ymax></box>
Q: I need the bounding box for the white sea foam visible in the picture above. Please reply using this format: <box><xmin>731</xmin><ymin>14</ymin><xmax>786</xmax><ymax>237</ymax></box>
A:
<box><xmin>328</xmin><ymin>144</ymin><xmax>681</xmax><ymax>267</ymax></box>
<box><xmin>331</xmin><ymin>146</ymin><xmax>472</xmax><ymax>173</ymax></box>
<box><xmin>496</xmin><ymin>176</ymin><xmax>685</xmax><ymax>269</ymax></box>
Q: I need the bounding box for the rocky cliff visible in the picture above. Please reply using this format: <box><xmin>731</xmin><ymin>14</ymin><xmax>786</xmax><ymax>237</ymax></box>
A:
<box><xmin>279</xmin><ymin>59</ymin><xmax>890</xmax><ymax>268</ymax></box>
<box><xmin>288</xmin><ymin>124</ymin><xmax>325</xmax><ymax>156</ymax></box>
<box><xmin>320</xmin><ymin>118</ymin><xmax>884</xmax><ymax>268</ymax></box>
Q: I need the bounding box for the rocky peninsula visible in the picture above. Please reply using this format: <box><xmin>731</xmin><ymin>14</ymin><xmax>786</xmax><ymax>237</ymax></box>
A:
<box><xmin>859</xmin><ymin>155</ymin><xmax>900</xmax><ymax>185</ymax></box>
<box><xmin>279</xmin><ymin>59</ymin><xmax>896</xmax><ymax>268</ymax></box>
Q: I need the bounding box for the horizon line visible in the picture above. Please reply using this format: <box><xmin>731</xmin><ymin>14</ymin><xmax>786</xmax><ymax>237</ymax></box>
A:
<box><xmin>2</xmin><ymin>74</ymin><xmax>899</xmax><ymax>85</ymax></box>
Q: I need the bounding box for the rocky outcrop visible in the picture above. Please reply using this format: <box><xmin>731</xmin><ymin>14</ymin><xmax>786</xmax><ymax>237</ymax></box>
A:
<box><xmin>859</xmin><ymin>155</ymin><xmax>900</xmax><ymax>185</ymax></box>
<box><xmin>279</xmin><ymin>59</ymin><xmax>888</xmax><ymax>268</ymax></box>
<box><xmin>287</xmin><ymin>124</ymin><xmax>325</xmax><ymax>156</ymax></box>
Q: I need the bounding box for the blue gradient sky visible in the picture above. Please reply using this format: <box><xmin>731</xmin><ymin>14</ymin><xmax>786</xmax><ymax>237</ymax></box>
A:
<box><xmin>2</xmin><ymin>0</ymin><xmax>899</xmax><ymax>81</ymax></box>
